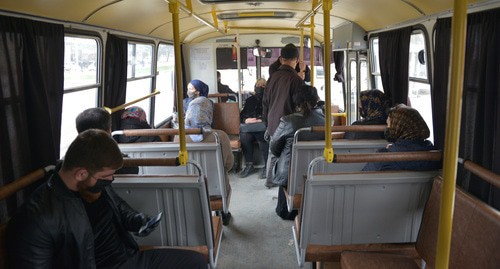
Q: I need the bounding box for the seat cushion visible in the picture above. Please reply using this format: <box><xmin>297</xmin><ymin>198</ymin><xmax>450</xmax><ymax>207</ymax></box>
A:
<box><xmin>340</xmin><ymin>251</ymin><xmax>420</xmax><ymax>269</ymax></box>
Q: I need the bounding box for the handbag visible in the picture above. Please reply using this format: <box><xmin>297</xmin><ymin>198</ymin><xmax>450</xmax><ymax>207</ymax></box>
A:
<box><xmin>240</xmin><ymin>122</ymin><xmax>267</xmax><ymax>133</ymax></box>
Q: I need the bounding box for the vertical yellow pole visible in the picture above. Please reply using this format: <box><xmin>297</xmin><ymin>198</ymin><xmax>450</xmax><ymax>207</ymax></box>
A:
<box><xmin>323</xmin><ymin>0</ymin><xmax>333</xmax><ymax>162</ymax></box>
<box><xmin>310</xmin><ymin>0</ymin><xmax>316</xmax><ymax>87</ymax></box>
<box><xmin>300</xmin><ymin>29</ymin><xmax>304</xmax><ymax>63</ymax></box>
<box><xmin>169</xmin><ymin>0</ymin><xmax>188</xmax><ymax>165</ymax></box>
<box><xmin>436</xmin><ymin>0</ymin><xmax>467</xmax><ymax>268</ymax></box>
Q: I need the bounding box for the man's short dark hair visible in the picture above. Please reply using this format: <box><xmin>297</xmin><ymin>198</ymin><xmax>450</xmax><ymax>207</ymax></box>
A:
<box><xmin>75</xmin><ymin>107</ymin><xmax>111</xmax><ymax>133</ymax></box>
<box><xmin>280</xmin><ymin>43</ymin><xmax>299</xmax><ymax>59</ymax></box>
<box><xmin>62</xmin><ymin>129</ymin><xmax>123</xmax><ymax>174</ymax></box>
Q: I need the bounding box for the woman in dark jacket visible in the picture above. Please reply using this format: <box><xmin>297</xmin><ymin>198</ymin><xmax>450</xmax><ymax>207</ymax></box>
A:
<box><xmin>362</xmin><ymin>104</ymin><xmax>441</xmax><ymax>171</ymax></box>
<box><xmin>270</xmin><ymin>85</ymin><xmax>325</xmax><ymax>220</ymax></box>
<box><xmin>344</xmin><ymin>89</ymin><xmax>391</xmax><ymax>139</ymax></box>
<box><xmin>117</xmin><ymin>106</ymin><xmax>161</xmax><ymax>143</ymax></box>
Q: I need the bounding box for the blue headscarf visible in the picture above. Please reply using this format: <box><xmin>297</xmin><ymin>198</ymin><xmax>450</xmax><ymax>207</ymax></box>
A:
<box><xmin>190</xmin><ymin>79</ymin><xmax>209</xmax><ymax>97</ymax></box>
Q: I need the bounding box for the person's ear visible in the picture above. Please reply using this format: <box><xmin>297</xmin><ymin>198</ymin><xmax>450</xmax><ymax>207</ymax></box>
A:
<box><xmin>75</xmin><ymin>168</ymin><xmax>89</xmax><ymax>182</ymax></box>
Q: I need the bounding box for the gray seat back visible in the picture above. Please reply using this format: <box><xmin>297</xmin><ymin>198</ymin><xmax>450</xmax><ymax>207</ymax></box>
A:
<box><xmin>287</xmin><ymin>139</ymin><xmax>388</xmax><ymax>211</ymax></box>
<box><xmin>292</xmin><ymin>158</ymin><xmax>439</xmax><ymax>267</ymax></box>
<box><xmin>119</xmin><ymin>141</ymin><xmax>228</xmax><ymax>212</ymax></box>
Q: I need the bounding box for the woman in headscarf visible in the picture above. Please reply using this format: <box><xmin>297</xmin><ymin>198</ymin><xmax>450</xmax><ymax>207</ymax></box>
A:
<box><xmin>362</xmin><ymin>104</ymin><xmax>441</xmax><ymax>171</ymax></box>
<box><xmin>116</xmin><ymin>106</ymin><xmax>161</xmax><ymax>143</ymax></box>
<box><xmin>344</xmin><ymin>89</ymin><xmax>391</xmax><ymax>139</ymax></box>
<box><xmin>183</xmin><ymin>79</ymin><xmax>210</xmax><ymax>112</ymax></box>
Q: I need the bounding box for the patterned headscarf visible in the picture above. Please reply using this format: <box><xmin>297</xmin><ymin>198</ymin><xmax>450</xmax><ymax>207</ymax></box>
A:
<box><xmin>359</xmin><ymin>90</ymin><xmax>391</xmax><ymax>121</ymax></box>
<box><xmin>385</xmin><ymin>104</ymin><xmax>430</xmax><ymax>141</ymax></box>
<box><xmin>189</xmin><ymin>79</ymin><xmax>209</xmax><ymax>97</ymax></box>
<box><xmin>121</xmin><ymin>106</ymin><xmax>147</xmax><ymax>122</ymax></box>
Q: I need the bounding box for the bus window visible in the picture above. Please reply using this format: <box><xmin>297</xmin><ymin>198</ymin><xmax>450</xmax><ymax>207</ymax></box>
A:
<box><xmin>349</xmin><ymin>60</ymin><xmax>357</xmax><ymax>124</ymax></box>
<box><xmin>154</xmin><ymin>43</ymin><xmax>175</xmax><ymax>125</ymax></box>
<box><xmin>360</xmin><ymin>60</ymin><xmax>368</xmax><ymax>92</ymax></box>
<box><xmin>370</xmin><ymin>37</ymin><xmax>383</xmax><ymax>91</ymax></box>
<box><xmin>127</xmin><ymin>42</ymin><xmax>154</xmax><ymax>119</ymax></box>
<box><xmin>408</xmin><ymin>30</ymin><xmax>433</xmax><ymax>142</ymax></box>
<box><xmin>61</xmin><ymin>36</ymin><xmax>100</xmax><ymax>156</ymax></box>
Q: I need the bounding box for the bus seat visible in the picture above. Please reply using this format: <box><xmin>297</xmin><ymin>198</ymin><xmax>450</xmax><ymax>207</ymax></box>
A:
<box><xmin>339</xmin><ymin>176</ymin><xmax>500</xmax><ymax>269</ymax></box>
<box><xmin>113</xmin><ymin>174</ymin><xmax>222</xmax><ymax>269</ymax></box>
<box><xmin>212</xmin><ymin>102</ymin><xmax>241</xmax><ymax>171</ymax></box>
<box><xmin>293</xmin><ymin>167</ymin><xmax>440</xmax><ymax>267</ymax></box>
<box><xmin>286</xmin><ymin>139</ymin><xmax>388</xmax><ymax>212</ymax></box>
<box><xmin>118</xmin><ymin>141</ymin><xmax>231</xmax><ymax>215</ymax></box>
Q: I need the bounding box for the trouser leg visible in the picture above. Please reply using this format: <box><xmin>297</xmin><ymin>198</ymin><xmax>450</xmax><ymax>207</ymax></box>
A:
<box><xmin>255</xmin><ymin>131</ymin><xmax>269</xmax><ymax>164</ymax></box>
<box><xmin>240</xmin><ymin>132</ymin><xmax>255</xmax><ymax>163</ymax></box>
<box><xmin>118</xmin><ymin>249</ymin><xmax>207</xmax><ymax>269</ymax></box>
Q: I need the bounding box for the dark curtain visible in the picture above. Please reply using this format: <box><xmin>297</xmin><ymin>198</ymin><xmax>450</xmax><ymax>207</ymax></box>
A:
<box><xmin>379</xmin><ymin>27</ymin><xmax>412</xmax><ymax>106</ymax></box>
<box><xmin>432</xmin><ymin>18</ymin><xmax>452</xmax><ymax>150</ymax></box>
<box><xmin>433</xmin><ymin>9</ymin><xmax>500</xmax><ymax>209</ymax></box>
<box><xmin>104</xmin><ymin>34</ymin><xmax>128</xmax><ymax>131</ymax></box>
<box><xmin>0</xmin><ymin>15</ymin><xmax>64</xmax><ymax>221</ymax></box>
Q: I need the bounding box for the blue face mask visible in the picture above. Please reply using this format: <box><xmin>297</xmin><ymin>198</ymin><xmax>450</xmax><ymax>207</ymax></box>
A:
<box><xmin>87</xmin><ymin>178</ymin><xmax>113</xmax><ymax>193</ymax></box>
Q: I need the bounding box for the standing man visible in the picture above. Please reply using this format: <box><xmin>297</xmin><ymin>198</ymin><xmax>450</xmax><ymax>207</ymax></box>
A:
<box><xmin>6</xmin><ymin>129</ymin><xmax>206</xmax><ymax>269</ymax></box>
<box><xmin>262</xmin><ymin>43</ymin><xmax>305</xmax><ymax>188</ymax></box>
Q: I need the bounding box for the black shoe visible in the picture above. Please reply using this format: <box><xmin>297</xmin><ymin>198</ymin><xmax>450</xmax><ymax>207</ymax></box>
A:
<box><xmin>239</xmin><ymin>164</ymin><xmax>256</xmax><ymax>178</ymax></box>
<box><xmin>265</xmin><ymin>182</ymin><xmax>278</xmax><ymax>188</ymax></box>
<box><xmin>259</xmin><ymin>168</ymin><xmax>267</xmax><ymax>179</ymax></box>
<box><xmin>221</xmin><ymin>211</ymin><xmax>232</xmax><ymax>226</ymax></box>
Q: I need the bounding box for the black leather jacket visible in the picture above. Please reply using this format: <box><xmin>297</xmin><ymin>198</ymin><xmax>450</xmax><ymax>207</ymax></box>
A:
<box><xmin>270</xmin><ymin>109</ymin><xmax>325</xmax><ymax>186</ymax></box>
<box><xmin>6</xmin><ymin>171</ymin><xmax>140</xmax><ymax>269</ymax></box>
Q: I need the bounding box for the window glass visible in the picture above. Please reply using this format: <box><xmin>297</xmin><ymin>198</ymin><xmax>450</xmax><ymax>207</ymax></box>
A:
<box><xmin>155</xmin><ymin>43</ymin><xmax>175</xmax><ymax>125</ymax></box>
<box><xmin>408</xmin><ymin>30</ymin><xmax>432</xmax><ymax>141</ymax></box>
<box><xmin>370</xmin><ymin>38</ymin><xmax>380</xmax><ymax>74</ymax></box>
<box><xmin>360</xmin><ymin>60</ymin><xmax>368</xmax><ymax>92</ymax></box>
<box><xmin>349</xmin><ymin>60</ymin><xmax>357</xmax><ymax>124</ymax></box>
<box><xmin>60</xmin><ymin>89</ymin><xmax>98</xmax><ymax>156</ymax></box>
<box><xmin>128</xmin><ymin>43</ymin><xmax>153</xmax><ymax>78</ymax></box>
<box><xmin>64</xmin><ymin>37</ymin><xmax>98</xmax><ymax>88</ymax></box>
<box><xmin>327</xmin><ymin>63</ymin><xmax>345</xmax><ymax>112</ymax></box>
<box><xmin>408</xmin><ymin>81</ymin><xmax>433</xmax><ymax>142</ymax></box>
<box><xmin>409</xmin><ymin>32</ymin><xmax>428</xmax><ymax>79</ymax></box>
<box><xmin>126</xmin><ymin>78</ymin><xmax>152</xmax><ymax>119</ymax></box>
<box><xmin>61</xmin><ymin>36</ymin><xmax>100</xmax><ymax>157</ymax></box>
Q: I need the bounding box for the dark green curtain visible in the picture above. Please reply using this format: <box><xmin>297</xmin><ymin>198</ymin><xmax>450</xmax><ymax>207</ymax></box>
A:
<box><xmin>0</xmin><ymin>15</ymin><xmax>64</xmax><ymax>221</ymax></box>
<box><xmin>433</xmin><ymin>9</ymin><xmax>500</xmax><ymax>209</ymax></box>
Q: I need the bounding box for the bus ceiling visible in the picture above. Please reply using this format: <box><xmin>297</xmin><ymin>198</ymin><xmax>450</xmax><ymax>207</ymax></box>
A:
<box><xmin>0</xmin><ymin>0</ymin><xmax>493</xmax><ymax>44</ymax></box>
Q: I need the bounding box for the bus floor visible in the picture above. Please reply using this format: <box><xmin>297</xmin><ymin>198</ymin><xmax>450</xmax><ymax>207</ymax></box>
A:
<box><xmin>217</xmin><ymin>171</ymin><xmax>313</xmax><ymax>269</ymax></box>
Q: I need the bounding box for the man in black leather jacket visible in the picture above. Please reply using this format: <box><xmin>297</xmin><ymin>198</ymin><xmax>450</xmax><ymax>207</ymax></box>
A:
<box><xmin>269</xmin><ymin>85</ymin><xmax>325</xmax><ymax>220</ymax></box>
<box><xmin>6</xmin><ymin>129</ymin><xmax>206</xmax><ymax>269</ymax></box>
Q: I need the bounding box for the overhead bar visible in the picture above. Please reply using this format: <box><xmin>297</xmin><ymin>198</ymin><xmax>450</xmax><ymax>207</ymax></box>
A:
<box><xmin>296</xmin><ymin>1</ymin><xmax>323</xmax><ymax>27</ymax></box>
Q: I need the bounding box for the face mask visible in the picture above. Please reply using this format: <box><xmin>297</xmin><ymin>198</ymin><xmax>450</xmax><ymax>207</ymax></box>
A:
<box><xmin>384</xmin><ymin>128</ymin><xmax>397</xmax><ymax>142</ymax></box>
<box><xmin>255</xmin><ymin>86</ymin><xmax>264</xmax><ymax>96</ymax></box>
<box><xmin>87</xmin><ymin>178</ymin><xmax>113</xmax><ymax>193</ymax></box>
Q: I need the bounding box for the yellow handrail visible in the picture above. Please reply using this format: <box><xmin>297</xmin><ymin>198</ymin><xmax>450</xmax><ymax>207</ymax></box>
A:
<box><xmin>436</xmin><ymin>0</ymin><xmax>467</xmax><ymax>268</ymax></box>
<box><xmin>322</xmin><ymin>0</ymin><xmax>333</xmax><ymax>163</ymax></box>
<box><xmin>103</xmin><ymin>90</ymin><xmax>160</xmax><ymax>114</ymax></box>
<box><xmin>169</xmin><ymin>0</ymin><xmax>188</xmax><ymax>166</ymax></box>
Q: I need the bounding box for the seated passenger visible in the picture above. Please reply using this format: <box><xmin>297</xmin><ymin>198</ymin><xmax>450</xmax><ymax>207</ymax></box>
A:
<box><xmin>6</xmin><ymin>129</ymin><xmax>206</xmax><ymax>269</ymax></box>
<box><xmin>116</xmin><ymin>106</ymin><xmax>161</xmax><ymax>143</ymax></box>
<box><xmin>344</xmin><ymin>89</ymin><xmax>390</xmax><ymax>139</ymax></box>
<box><xmin>217</xmin><ymin>71</ymin><xmax>237</xmax><ymax>102</ymax></box>
<box><xmin>183</xmin><ymin>79</ymin><xmax>209</xmax><ymax>113</ymax></box>
<box><xmin>239</xmin><ymin>78</ymin><xmax>269</xmax><ymax>178</ymax></box>
<box><xmin>76</xmin><ymin>107</ymin><xmax>138</xmax><ymax>174</ymax></box>
<box><xmin>181</xmin><ymin>94</ymin><xmax>234</xmax><ymax>225</ymax></box>
<box><xmin>362</xmin><ymin>104</ymin><xmax>442</xmax><ymax>171</ymax></box>
<box><xmin>270</xmin><ymin>85</ymin><xmax>325</xmax><ymax>220</ymax></box>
